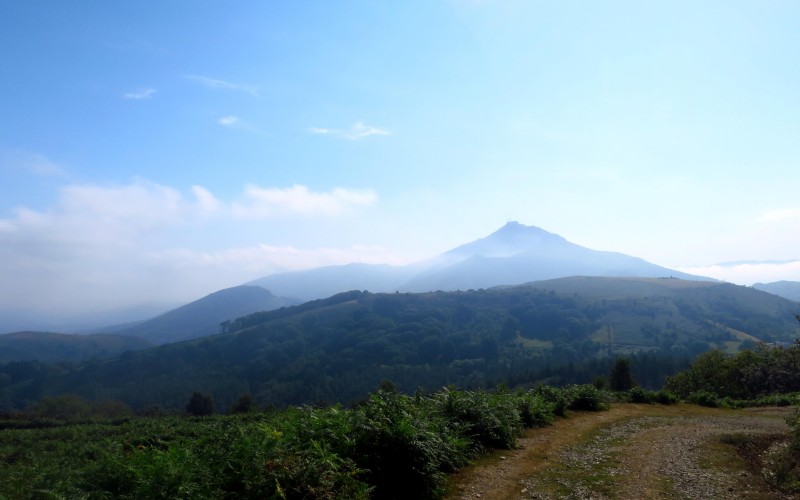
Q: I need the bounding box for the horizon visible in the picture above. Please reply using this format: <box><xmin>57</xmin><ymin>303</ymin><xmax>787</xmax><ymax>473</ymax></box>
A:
<box><xmin>2</xmin><ymin>2</ymin><xmax>800</xmax><ymax>326</ymax></box>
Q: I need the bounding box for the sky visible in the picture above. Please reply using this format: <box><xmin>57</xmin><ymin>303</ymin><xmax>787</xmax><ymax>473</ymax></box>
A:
<box><xmin>2</xmin><ymin>1</ymin><xmax>800</xmax><ymax>328</ymax></box>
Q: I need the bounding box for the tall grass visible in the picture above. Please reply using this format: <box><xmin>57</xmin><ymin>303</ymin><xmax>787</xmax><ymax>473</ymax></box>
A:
<box><xmin>0</xmin><ymin>384</ymin><xmax>615</xmax><ymax>499</ymax></box>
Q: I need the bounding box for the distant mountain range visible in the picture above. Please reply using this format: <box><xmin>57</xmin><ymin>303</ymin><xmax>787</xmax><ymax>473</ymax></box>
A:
<box><xmin>753</xmin><ymin>281</ymin><xmax>800</xmax><ymax>302</ymax></box>
<box><xmin>249</xmin><ymin>222</ymin><xmax>707</xmax><ymax>301</ymax></box>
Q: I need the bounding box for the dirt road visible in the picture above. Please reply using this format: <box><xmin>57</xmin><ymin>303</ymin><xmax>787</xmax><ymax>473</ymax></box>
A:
<box><xmin>447</xmin><ymin>404</ymin><xmax>792</xmax><ymax>499</ymax></box>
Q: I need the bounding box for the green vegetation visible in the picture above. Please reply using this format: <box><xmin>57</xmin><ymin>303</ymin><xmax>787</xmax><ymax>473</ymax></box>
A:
<box><xmin>665</xmin><ymin>343</ymin><xmax>800</xmax><ymax>403</ymax></box>
<box><xmin>608</xmin><ymin>358</ymin><xmax>636</xmax><ymax>391</ymax></box>
<box><xmin>0</xmin><ymin>384</ymin><xmax>612</xmax><ymax>499</ymax></box>
<box><xmin>0</xmin><ymin>331</ymin><xmax>152</xmax><ymax>363</ymax></box>
<box><xmin>3</xmin><ymin>281</ymin><xmax>796</xmax><ymax>412</ymax></box>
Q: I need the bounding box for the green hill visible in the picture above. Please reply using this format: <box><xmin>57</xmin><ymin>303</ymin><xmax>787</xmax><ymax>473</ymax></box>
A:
<box><xmin>106</xmin><ymin>285</ymin><xmax>300</xmax><ymax>344</ymax></box>
<box><xmin>1</xmin><ymin>278</ymin><xmax>797</xmax><ymax>411</ymax></box>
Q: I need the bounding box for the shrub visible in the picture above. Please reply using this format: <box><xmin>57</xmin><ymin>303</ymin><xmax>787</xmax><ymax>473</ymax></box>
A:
<box><xmin>625</xmin><ymin>387</ymin><xmax>653</xmax><ymax>404</ymax></box>
<box><xmin>435</xmin><ymin>388</ymin><xmax>523</xmax><ymax>451</ymax></box>
<box><xmin>688</xmin><ymin>390</ymin><xmax>723</xmax><ymax>408</ymax></box>
<box><xmin>533</xmin><ymin>385</ymin><xmax>569</xmax><ymax>417</ymax></box>
<box><xmin>352</xmin><ymin>388</ymin><xmax>469</xmax><ymax>499</ymax></box>
<box><xmin>564</xmin><ymin>385</ymin><xmax>608</xmax><ymax>412</ymax></box>
<box><xmin>515</xmin><ymin>391</ymin><xmax>555</xmax><ymax>428</ymax></box>
<box><xmin>654</xmin><ymin>390</ymin><xmax>678</xmax><ymax>405</ymax></box>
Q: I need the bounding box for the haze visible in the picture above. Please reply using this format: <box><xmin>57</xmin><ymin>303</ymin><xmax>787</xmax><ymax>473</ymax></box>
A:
<box><xmin>2</xmin><ymin>1</ymin><xmax>799</xmax><ymax>329</ymax></box>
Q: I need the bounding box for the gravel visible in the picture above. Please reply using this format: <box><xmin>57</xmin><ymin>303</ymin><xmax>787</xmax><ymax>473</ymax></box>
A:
<box><xmin>520</xmin><ymin>413</ymin><xmax>789</xmax><ymax>499</ymax></box>
<box><xmin>451</xmin><ymin>406</ymin><xmax>793</xmax><ymax>500</ymax></box>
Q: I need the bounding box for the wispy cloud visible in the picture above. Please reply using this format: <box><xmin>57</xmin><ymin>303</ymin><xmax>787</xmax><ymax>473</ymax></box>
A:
<box><xmin>232</xmin><ymin>184</ymin><xmax>377</xmax><ymax>218</ymax></box>
<box><xmin>309</xmin><ymin>122</ymin><xmax>391</xmax><ymax>140</ymax></box>
<box><xmin>153</xmin><ymin>242</ymin><xmax>412</xmax><ymax>276</ymax></box>
<box><xmin>760</xmin><ymin>208</ymin><xmax>800</xmax><ymax>223</ymax></box>
<box><xmin>123</xmin><ymin>88</ymin><xmax>156</xmax><ymax>100</ymax></box>
<box><xmin>186</xmin><ymin>75</ymin><xmax>260</xmax><ymax>97</ymax></box>
<box><xmin>216</xmin><ymin>115</ymin><xmax>268</xmax><ymax>135</ymax></box>
<box><xmin>0</xmin><ymin>149</ymin><xmax>66</xmax><ymax>177</ymax></box>
<box><xmin>217</xmin><ymin>116</ymin><xmax>240</xmax><ymax>127</ymax></box>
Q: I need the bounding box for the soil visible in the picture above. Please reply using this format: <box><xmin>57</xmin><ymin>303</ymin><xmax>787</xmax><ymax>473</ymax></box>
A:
<box><xmin>446</xmin><ymin>404</ymin><xmax>793</xmax><ymax>500</ymax></box>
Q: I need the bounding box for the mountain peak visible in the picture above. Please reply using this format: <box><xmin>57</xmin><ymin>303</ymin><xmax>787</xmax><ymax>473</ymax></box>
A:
<box><xmin>491</xmin><ymin>221</ymin><xmax>558</xmax><ymax>239</ymax></box>
<box><xmin>444</xmin><ymin>222</ymin><xmax>566</xmax><ymax>259</ymax></box>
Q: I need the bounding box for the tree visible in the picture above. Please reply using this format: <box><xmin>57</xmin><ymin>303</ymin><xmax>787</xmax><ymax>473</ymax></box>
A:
<box><xmin>185</xmin><ymin>391</ymin><xmax>214</xmax><ymax>416</ymax></box>
<box><xmin>228</xmin><ymin>394</ymin><xmax>256</xmax><ymax>414</ymax></box>
<box><xmin>608</xmin><ymin>358</ymin><xmax>636</xmax><ymax>391</ymax></box>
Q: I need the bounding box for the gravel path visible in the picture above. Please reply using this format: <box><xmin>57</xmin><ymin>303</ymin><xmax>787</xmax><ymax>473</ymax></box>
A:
<box><xmin>449</xmin><ymin>405</ymin><xmax>792</xmax><ymax>500</ymax></box>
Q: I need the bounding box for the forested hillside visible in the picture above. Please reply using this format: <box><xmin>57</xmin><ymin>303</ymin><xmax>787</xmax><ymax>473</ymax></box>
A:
<box><xmin>0</xmin><ymin>331</ymin><xmax>152</xmax><ymax>363</ymax></box>
<box><xmin>0</xmin><ymin>278</ymin><xmax>797</xmax><ymax>412</ymax></box>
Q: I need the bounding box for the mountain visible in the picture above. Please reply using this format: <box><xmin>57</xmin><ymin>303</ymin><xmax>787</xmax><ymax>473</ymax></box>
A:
<box><xmin>248</xmin><ymin>263</ymin><xmax>419</xmax><ymax>302</ymax></box>
<box><xmin>753</xmin><ymin>281</ymin><xmax>800</xmax><ymax>302</ymax></box>
<box><xmin>247</xmin><ymin>222</ymin><xmax>707</xmax><ymax>300</ymax></box>
<box><xmin>400</xmin><ymin>222</ymin><xmax>702</xmax><ymax>292</ymax></box>
<box><xmin>103</xmin><ymin>285</ymin><xmax>300</xmax><ymax>344</ymax></box>
<box><xmin>3</xmin><ymin>277</ymin><xmax>796</xmax><ymax>411</ymax></box>
<box><xmin>0</xmin><ymin>331</ymin><xmax>152</xmax><ymax>363</ymax></box>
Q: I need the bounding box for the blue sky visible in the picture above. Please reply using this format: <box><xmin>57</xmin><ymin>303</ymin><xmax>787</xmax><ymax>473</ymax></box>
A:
<box><xmin>2</xmin><ymin>1</ymin><xmax>800</xmax><ymax>325</ymax></box>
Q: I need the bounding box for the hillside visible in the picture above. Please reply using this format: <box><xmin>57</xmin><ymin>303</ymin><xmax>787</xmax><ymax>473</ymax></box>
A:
<box><xmin>753</xmin><ymin>280</ymin><xmax>800</xmax><ymax>302</ymax></box>
<box><xmin>105</xmin><ymin>285</ymin><xmax>300</xmax><ymax>344</ymax></box>
<box><xmin>0</xmin><ymin>331</ymin><xmax>151</xmax><ymax>363</ymax></box>
<box><xmin>247</xmin><ymin>222</ymin><xmax>708</xmax><ymax>301</ymax></box>
<box><xmin>1</xmin><ymin>278</ymin><xmax>796</xmax><ymax>411</ymax></box>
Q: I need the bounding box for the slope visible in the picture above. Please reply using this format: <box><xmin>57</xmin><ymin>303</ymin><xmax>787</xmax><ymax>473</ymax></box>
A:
<box><xmin>2</xmin><ymin>278</ymin><xmax>797</xmax><ymax>412</ymax></box>
<box><xmin>400</xmin><ymin>222</ymin><xmax>704</xmax><ymax>292</ymax></box>
<box><xmin>106</xmin><ymin>285</ymin><xmax>300</xmax><ymax>344</ymax></box>
<box><xmin>245</xmin><ymin>222</ymin><xmax>708</xmax><ymax>301</ymax></box>
<box><xmin>0</xmin><ymin>331</ymin><xmax>152</xmax><ymax>363</ymax></box>
<box><xmin>753</xmin><ymin>280</ymin><xmax>800</xmax><ymax>302</ymax></box>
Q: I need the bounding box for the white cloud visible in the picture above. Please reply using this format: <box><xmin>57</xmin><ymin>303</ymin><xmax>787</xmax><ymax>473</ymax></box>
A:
<box><xmin>192</xmin><ymin>185</ymin><xmax>222</xmax><ymax>213</ymax></box>
<box><xmin>309</xmin><ymin>121</ymin><xmax>391</xmax><ymax>140</ymax></box>
<box><xmin>232</xmin><ymin>184</ymin><xmax>378</xmax><ymax>218</ymax></box>
<box><xmin>760</xmin><ymin>208</ymin><xmax>800</xmax><ymax>223</ymax></box>
<box><xmin>123</xmin><ymin>88</ymin><xmax>156</xmax><ymax>100</ymax></box>
<box><xmin>678</xmin><ymin>260</ymin><xmax>800</xmax><ymax>286</ymax></box>
<box><xmin>186</xmin><ymin>75</ymin><xmax>260</xmax><ymax>97</ymax></box>
<box><xmin>218</xmin><ymin>115</ymin><xmax>240</xmax><ymax>127</ymax></box>
<box><xmin>0</xmin><ymin>180</ymin><xmax>383</xmax><ymax>321</ymax></box>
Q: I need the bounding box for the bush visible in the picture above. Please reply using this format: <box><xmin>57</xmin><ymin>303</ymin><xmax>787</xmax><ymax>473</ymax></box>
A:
<box><xmin>352</xmin><ymin>388</ymin><xmax>469</xmax><ymax>499</ymax></box>
<box><xmin>564</xmin><ymin>385</ymin><xmax>608</xmax><ymax>412</ymax></box>
<box><xmin>688</xmin><ymin>390</ymin><xmax>724</xmax><ymax>408</ymax></box>
<box><xmin>654</xmin><ymin>390</ymin><xmax>678</xmax><ymax>405</ymax></box>
<box><xmin>515</xmin><ymin>391</ymin><xmax>555</xmax><ymax>428</ymax></box>
<box><xmin>625</xmin><ymin>387</ymin><xmax>653</xmax><ymax>404</ymax></box>
<box><xmin>533</xmin><ymin>385</ymin><xmax>569</xmax><ymax>417</ymax></box>
<box><xmin>435</xmin><ymin>388</ymin><xmax>523</xmax><ymax>451</ymax></box>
